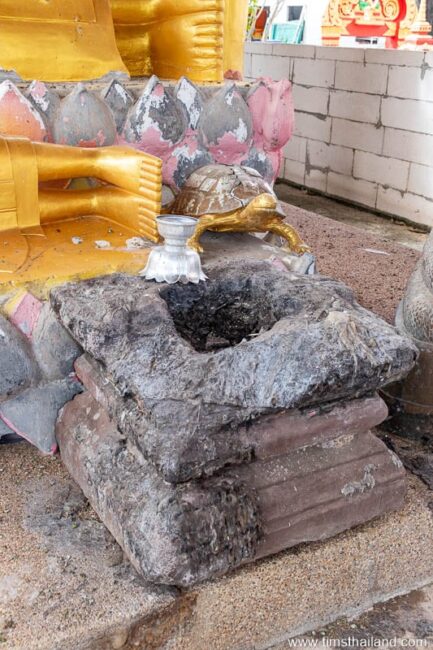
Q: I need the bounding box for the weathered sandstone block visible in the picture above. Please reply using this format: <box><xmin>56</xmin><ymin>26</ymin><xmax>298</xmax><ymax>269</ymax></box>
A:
<box><xmin>75</xmin><ymin>352</ymin><xmax>389</xmax><ymax>463</ymax></box>
<box><xmin>51</xmin><ymin>261</ymin><xmax>417</xmax><ymax>484</ymax></box>
<box><xmin>56</xmin><ymin>391</ymin><xmax>406</xmax><ymax>587</ymax></box>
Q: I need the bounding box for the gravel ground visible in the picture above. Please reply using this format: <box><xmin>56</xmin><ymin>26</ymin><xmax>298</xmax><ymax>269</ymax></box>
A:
<box><xmin>281</xmin><ymin>201</ymin><xmax>422</xmax><ymax>324</ymax></box>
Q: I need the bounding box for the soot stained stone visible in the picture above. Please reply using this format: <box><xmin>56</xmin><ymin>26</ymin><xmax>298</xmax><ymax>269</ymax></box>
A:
<box><xmin>57</xmin><ymin>391</ymin><xmax>262</xmax><ymax>587</ymax></box>
<box><xmin>51</xmin><ymin>261</ymin><xmax>417</xmax><ymax>484</ymax></box>
<box><xmin>56</xmin><ymin>391</ymin><xmax>406</xmax><ymax>587</ymax></box>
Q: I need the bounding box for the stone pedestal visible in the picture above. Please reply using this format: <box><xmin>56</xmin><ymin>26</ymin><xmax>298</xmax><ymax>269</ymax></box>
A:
<box><xmin>57</xmin><ymin>389</ymin><xmax>406</xmax><ymax>587</ymax></box>
<box><xmin>52</xmin><ymin>261</ymin><xmax>416</xmax><ymax>586</ymax></box>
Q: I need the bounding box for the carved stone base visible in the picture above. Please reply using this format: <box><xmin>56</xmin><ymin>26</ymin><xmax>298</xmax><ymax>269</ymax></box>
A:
<box><xmin>51</xmin><ymin>262</ymin><xmax>416</xmax><ymax>484</ymax></box>
<box><xmin>56</xmin><ymin>390</ymin><xmax>406</xmax><ymax>587</ymax></box>
<box><xmin>52</xmin><ymin>262</ymin><xmax>413</xmax><ymax>586</ymax></box>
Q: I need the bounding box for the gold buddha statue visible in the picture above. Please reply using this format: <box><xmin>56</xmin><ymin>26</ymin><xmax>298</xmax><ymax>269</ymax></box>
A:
<box><xmin>0</xmin><ymin>0</ymin><xmax>248</xmax><ymax>82</ymax></box>
<box><xmin>0</xmin><ymin>0</ymin><xmax>250</xmax><ymax>288</ymax></box>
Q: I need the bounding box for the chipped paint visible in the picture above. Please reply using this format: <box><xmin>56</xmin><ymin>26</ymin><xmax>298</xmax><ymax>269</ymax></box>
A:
<box><xmin>247</xmin><ymin>78</ymin><xmax>294</xmax><ymax>152</ymax></box>
<box><xmin>0</xmin><ymin>77</ymin><xmax>294</xmax><ymax>192</ymax></box>
<box><xmin>26</xmin><ymin>81</ymin><xmax>49</xmax><ymax>112</ymax></box>
<box><xmin>0</xmin><ymin>80</ymin><xmax>47</xmax><ymax>141</ymax></box>
<box><xmin>322</xmin><ymin>434</ymin><xmax>354</xmax><ymax>448</ymax></box>
<box><xmin>233</xmin><ymin>119</ymin><xmax>248</xmax><ymax>142</ymax></box>
<box><xmin>122</xmin><ymin>76</ymin><xmax>186</xmax><ymax>158</ymax></box>
<box><xmin>101</xmin><ymin>80</ymin><xmax>134</xmax><ymax>132</ymax></box>
<box><xmin>125</xmin><ymin>237</ymin><xmax>148</xmax><ymax>249</ymax></box>
<box><xmin>4</xmin><ymin>291</ymin><xmax>43</xmax><ymax>340</ymax></box>
<box><xmin>53</xmin><ymin>84</ymin><xmax>116</xmax><ymax>147</ymax></box>
<box><xmin>175</xmin><ymin>77</ymin><xmax>203</xmax><ymax>130</ymax></box>
<box><xmin>165</xmin><ymin>137</ymin><xmax>212</xmax><ymax>189</ymax></box>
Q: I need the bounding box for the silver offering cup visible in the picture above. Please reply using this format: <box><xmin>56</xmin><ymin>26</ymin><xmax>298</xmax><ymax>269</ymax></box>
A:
<box><xmin>141</xmin><ymin>215</ymin><xmax>207</xmax><ymax>284</ymax></box>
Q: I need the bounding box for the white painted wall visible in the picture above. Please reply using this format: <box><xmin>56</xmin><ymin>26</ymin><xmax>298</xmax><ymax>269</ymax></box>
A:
<box><xmin>244</xmin><ymin>42</ymin><xmax>433</xmax><ymax>227</ymax></box>
<box><xmin>269</xmin><ymin>0</ymin><xmax>302</xmax><ymax>24</ymax></box>
<box><xmin>267</xmin><ymin>0</ymin><xmax>329</xmax><ymax>45</ymax></box>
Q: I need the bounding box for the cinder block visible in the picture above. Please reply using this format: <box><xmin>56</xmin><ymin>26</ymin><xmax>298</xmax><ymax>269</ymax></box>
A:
<box><xmin>381</xmin><ymin>97</ymin><xmax>433</xmax><ymax>136</ymax></box>
<box><xmin>272</xmin><ymin>44</ymin><xmax>316</xmax><ymax>59</ymax></box>
<box><xmin>244</xmin><ymin>41</ymin><xmax>273</xmax><ymax>56</ymax></box>
<box><xmin>294</xmin><ymin>111</ymin><xmax>332</xmax><ymax>142</ymax></box>
<box><xmin>331</xmin><ymin>118</ymin><xmax>384</xmax><ymax>155</ymax></box>
<box><xmin>408</xmin><ymin>163</ymin><xmax>433</xmax><ymax>201</ymax></box>
<box><xmin>307</xmin><ymin>140</ymin><xmax>330</xmax><ymax>170</ymax></box>
<box><xmin>383</xmin><ymin>128</ymin><xmax>433</xmax><ymax>167</ymax></box>
<box><xmin>283</xmin><ymin>158</ymin><xmax>305</xmax><ymax>185</ymax></box>
<box><xmin>365</xmin><ymin>49</ymin><xmax>425</xmax><ymax>67</ymax></box>
<box><xmin>293</xmin><ymin>58</ymin><xmax>335</xmax><ymax>89</ymax></box>
<box><xmin>335</xmin><ymin>62</ymin><xmax>388</xmax><ymax>95</ymax></box>
<box><xmin>243</xmin><ymin>41</ymin><xmax>256</xmax><ymax>55</ymax></box>
<box><xmin>328</xmin><ymin>144</ymin><xmax>354</xmax><ymax>175</ymax></box>
<box><xmin>289</xmin><ymin>140</ymin><xmax>354</xmax><ymax>177</ymax></box>
<box><xmin>327</xmin><ymin>172</ymin><xmax>377</xmax><ymax>208</ymax></box>
<box><xmin>353</xmin><ymin>151</ymin><xmax>409</xmax><ymax>191</ymax></box>
<box><xmin>292</xmin><ymin>84</ymin><xmax>329</xmax><ymax>115</ymax></box>
<box><xmin>251</xmin><ymin>54</ymin><xmax>291</xmax><ymax>80</ymax></box>
<box><xmin>283</xmin><ymin>135</ymin><xmax>307</xmax><ymax>163</ymax></box>
<box><xmin>387</xmin><ymin>66</ymin><xmax>433</xmax><ymax>102</ymax></box>
<box><xmin>329</xmin><ymin>90</ymin><xmax>380</xmax><ymax>124</ymax></box>
<box><xmin>377</xmin><ymin>186</ymin><xmax>433</xmax><ymax>227</ymax></box>
<box><xmin>316</xmin><ymin>46</ymin><xmax>364</xmax><ymax>62</ymax></box>
<box><xmin>305</xmin><ymin>168</ymin><xmax>327</xmax><ymax>192</ymax></box>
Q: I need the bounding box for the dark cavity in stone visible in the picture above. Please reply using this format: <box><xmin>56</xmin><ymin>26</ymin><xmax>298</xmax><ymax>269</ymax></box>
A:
<box><xmin>160</xmin><ymin>277</ymin><xmax>280</xmax><ymax>352</ymax></box>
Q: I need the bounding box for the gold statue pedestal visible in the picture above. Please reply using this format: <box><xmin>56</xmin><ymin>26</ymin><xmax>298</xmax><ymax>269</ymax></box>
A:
<box><xmin>0</xmin><ymin>137</ymin><xmax>162</xmax><ymax>296</ymax></box>
<box><xmin>0</xmin><ymin>218</ymin><xmax>154</xmax><ymax>298</ymax></box>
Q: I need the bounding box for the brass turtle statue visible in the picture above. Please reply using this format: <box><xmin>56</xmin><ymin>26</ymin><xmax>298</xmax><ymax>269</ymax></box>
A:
<box><xmin>168</xmin><ymin>164</ymin><xmax>309</xmax><ymax>254</ymax></box>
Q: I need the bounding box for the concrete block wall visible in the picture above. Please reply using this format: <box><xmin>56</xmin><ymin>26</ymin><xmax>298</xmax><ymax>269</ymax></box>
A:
<box><xmin>245</xmin><ymin>42</ymin><xmax>433</xmax><ymax>228</ymax></box>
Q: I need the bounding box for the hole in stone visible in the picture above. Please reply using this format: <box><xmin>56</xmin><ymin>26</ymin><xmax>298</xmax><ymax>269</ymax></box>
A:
<box><xmin>160</xmin><ymin>279</ymin><xmax>279</xmax><ymax>352</ymax></box>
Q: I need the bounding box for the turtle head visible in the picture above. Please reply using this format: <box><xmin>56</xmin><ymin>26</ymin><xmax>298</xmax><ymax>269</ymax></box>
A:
<box><xmin>242</xmin><ymin>193</ymin><xmax>282</xmax><ymax>228</ymax></box>
<box><xmin>249</xmin><ymin>193</ymin><xmax>278</xmax><ymax>211</ymax></box>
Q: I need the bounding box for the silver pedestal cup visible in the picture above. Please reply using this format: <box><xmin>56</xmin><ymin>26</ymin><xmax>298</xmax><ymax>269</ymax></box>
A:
<box><xmin>141</xmin><ymin>215</ymin><xmax>207</xmax><ymax>284</ymax></box>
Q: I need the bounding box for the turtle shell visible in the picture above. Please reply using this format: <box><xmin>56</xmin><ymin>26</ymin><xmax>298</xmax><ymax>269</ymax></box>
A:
<box><xmin>171</xmin><ymin>164</ymin><xmax>276</xmax><ymax>216</ymax></box>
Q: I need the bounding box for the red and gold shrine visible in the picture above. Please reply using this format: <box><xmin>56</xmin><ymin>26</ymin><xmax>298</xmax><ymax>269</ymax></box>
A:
<box><xmin>322</xmin><ymin>0</ymin><xmax>425</xmax><ymax>48</ymax></box>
